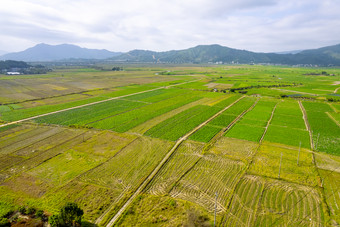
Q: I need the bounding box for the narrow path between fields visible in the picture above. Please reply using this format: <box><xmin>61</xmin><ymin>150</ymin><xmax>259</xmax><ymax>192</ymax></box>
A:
<box><xmin>271</xmin><ymin>88</ymin><xmax>318</xmax><ymax>96</ymax></box>
<box><xmin>0</xmin><ymin>80</ymin><xmax>200</xmax><ymax>129</ymax></box>
<box><xmin>298</xmin><ymin>101</ymin><xmax>314</xmax><ymax>150</ymax></box>
<box><xmin>103</xmin><ymin>96</ymin><xmax>245</xmax><ymax>227</ymax></box>
<box><xmin>166</xmin><ymin>97</ymin><xmax>261</xmax><ymax>213</ymax></box>
<box><xmin>325</xmin><ymin>112</ymin><xmax>340</xmax><ymax>127</ymax></box>
<box><xmin>208</xmin><ymin>97</ymin><xmax>260</xmax><ymax>149</ymax></box>
<box><xmin>259</xmin><ymin>103</ymin><xmax>277</xmax><ymax>143</ymax></box>
<box><xmin>334</xmin><ymin>86</ymin><xmax>340</xmax><ymax>94</ymax></box>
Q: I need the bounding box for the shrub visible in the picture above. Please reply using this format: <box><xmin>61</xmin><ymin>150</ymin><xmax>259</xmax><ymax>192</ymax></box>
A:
<box><xmin>27</xmin><ymin>207</ymin><xmax>36</xmax><ymax>215</ymax></box>
<box><xmin>0</xmin><ymin>218</ymin><xmax>10</xmax><ymax>227</ymax></box>
<box><xmin>36</xmin><ymin>210</ymin><xmax>44</xmax><ymax>219</ymax></box>
<box><xmin>18</xmin><ymin>206</ymin><xmax>26</xmax><ymax>215</ymax></box>
<box><xmin>50</xmin><ymin>203</ymin><xmax>84</xmax><ymax>227</ymax></box>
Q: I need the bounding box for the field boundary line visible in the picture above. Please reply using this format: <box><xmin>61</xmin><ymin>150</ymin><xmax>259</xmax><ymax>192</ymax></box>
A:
<box><xmin>104</xmin><ymin>96</ymin><xmax>246</xmax><ymax>226</ymax></box>
<box><xmin>325</xmin><ymin>112</ymin><xmax>340</xmax><ymax>127</ymax></box>
<box><xmin>270</xmin><ymin>165</ymin><xmax>340</xmax><ymax>227</ymax></box>
<box><xmin>271</xmin><ymin>88</ymin><xmax>318</xmax><ymax>96</ymax></box>
<box><xmin>298</xmin><ymin>101</ymin><xmax>314</xmax><ymax>150</ymax></box>
<box><xmin>328</xmin><ymin>103</ymin><xmax>338</xmax><ymax>113</ymax></box>
<box><xmin>334</xmin><ymin>86</ymin><xmax>340</xmax><ymax>94</ymax></box>
<box><xmin>0</xmin><ymin>130</ymin><xmax>89</xmax><ymax>183</ymax></box>
<box><xmin>207</xmin><ymin>97</ymin><xmax>259</xmax><ymax>151</ymax></box>
<box><xmin>8</xmin><ymin>127</ymin><xmax>66</xmax><ymax>156</ymax></box>
<box><xmin>259</xmin><ymin>103</ymin><xmax>277</xmax><ymax>143</ymax></box>
<box><xmin>0</xmin><ymin>80</ymin><xmax>200</xmax><ymax>128</ymax></box>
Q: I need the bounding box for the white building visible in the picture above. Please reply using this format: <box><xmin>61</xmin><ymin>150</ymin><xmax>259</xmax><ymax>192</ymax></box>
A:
<box><xmin>6</xmin><ymin>72</ymin><xmax>21</xmax><ymax>75</ymax></box>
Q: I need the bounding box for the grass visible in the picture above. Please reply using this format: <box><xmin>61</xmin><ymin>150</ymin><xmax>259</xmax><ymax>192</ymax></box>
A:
<box><xmin>249</xmin><ymin>144</ymin><xmax>319</xmax><ymax>186</ymax></box>
<box><xmin>209</xmin><ymin>137</ymin><xmax>258</xmax><ymax>162</ymax></box>
<box><xmin>79</xmin><ymin>136</ymin><xmax>174</xmax><ymax>191</ymax></box>
<box><xmin>28</xmin><ymin>149</ymin><xmax>105</xmax><ymax>186</ymax></box>
<box><xmin>116</xmin><ymin>194</ymin><xmax>214</xmax><ymax>226</ymax></box>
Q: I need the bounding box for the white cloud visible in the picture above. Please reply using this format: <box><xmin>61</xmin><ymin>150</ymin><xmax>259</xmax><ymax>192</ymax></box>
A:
<box><xmin>0</xmin><ymin>0</ymin><xmax>339</xmax><ymax>52</ymax></box>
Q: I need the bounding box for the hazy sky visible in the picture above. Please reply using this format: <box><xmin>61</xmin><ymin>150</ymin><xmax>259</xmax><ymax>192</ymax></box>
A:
<box><xmin>1</xmin><ymin>0</ymin><xmax>340</xmax><ymax>53</ymax></box>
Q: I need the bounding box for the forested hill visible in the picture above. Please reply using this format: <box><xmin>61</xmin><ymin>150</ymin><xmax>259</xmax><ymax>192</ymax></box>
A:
<box><xmin>111</xmin><ymin>43</ymin><xmax>340</xmax><ymax>66</ymax></box>
<box><xmin>0</xmin><ymin>43</ymin><xmax>121</xmax><ymax>62</ymax></box>
<box><xmin>0</xmin><ymin>60</ymin><xmax>30</xmax><ymax>70</ymax></box>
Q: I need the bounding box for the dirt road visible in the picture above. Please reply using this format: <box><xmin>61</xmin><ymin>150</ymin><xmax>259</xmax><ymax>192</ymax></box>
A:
<box><xmin>0</xmin><ymin>80</ymin><xmax>200</xmax><ymax>129</ymax></box>
<box><xmin>103</xmin><ymin>96</ymin><xmax>245</xmax><ymax>226</ymax></box>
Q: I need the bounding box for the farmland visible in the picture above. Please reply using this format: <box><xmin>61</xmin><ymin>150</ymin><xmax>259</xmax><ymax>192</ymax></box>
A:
<box><xmin>0</xmin><ymin>65</ymin><xmax>339</xmax><ymax>226</ymax></box>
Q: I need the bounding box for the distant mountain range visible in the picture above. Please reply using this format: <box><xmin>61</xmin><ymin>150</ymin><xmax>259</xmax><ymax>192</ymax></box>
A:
<box><xmin>1</xmin><ymin>43</ymin><xmax>340</xmax><ymax>66</ymax></box>
<box><xmin>0</xmin><ymin>43</ymin><xmax>121</xmax><ymax>61</ymax></box>
<box><xmin>111</xmin><ymin>44</ymin><xmax>340</xmax><ymax>66</ymax></box>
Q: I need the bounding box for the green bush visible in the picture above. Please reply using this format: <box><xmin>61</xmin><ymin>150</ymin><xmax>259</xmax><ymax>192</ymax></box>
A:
<box><xmin>27</xmin><ymin>207</ymin><xmax>36</xmax><ymax>215</ymax></box>
<box><xmin>0</xmin><ymin>217</ymin><xmax>10</xmax><ymax>227</ymax></box>
<box><xmin>18</xmin><ymin>206</ymin><xmax>26</xmax><ymax>215</ymax></box>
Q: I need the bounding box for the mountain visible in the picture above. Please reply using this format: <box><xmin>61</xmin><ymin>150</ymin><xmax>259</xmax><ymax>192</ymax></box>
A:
<box><xmin>0</xmin><ymin>43</ymin><xmax>121</xmax><ymax>61</ymax></box>
<box><xmin>2</xmin><ymin>43</ymin><xmax>340</xmax><ymax>65</ymax></box>
<box><xmin>111</xmin><ymin>43</ymin><xmax>340</xmax><ymax>66</ymax></box>
<box><xmin>111</xmin><ymin>44</ymin><xmax>271</xmax><ymax>64</ymax></box>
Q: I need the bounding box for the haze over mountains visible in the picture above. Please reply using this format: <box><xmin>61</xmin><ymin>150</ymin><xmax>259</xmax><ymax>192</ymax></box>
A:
<box><xmin>0</xmin><ymin>50</ymin><xmax>8</xmax><ymax>56</ymax></box>
<box><xmin>1</xmin><ymin>43</ymin><xmax>340</xmax><ymax>66</ymax></box>
<box><xmin>0</xmin><ymin>44</ymin><xmax>121</xmax><ymax>61</ymax></box>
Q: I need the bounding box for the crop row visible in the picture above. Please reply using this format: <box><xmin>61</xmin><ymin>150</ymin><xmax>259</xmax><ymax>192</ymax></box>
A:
<box><xmin>222</xmin><ymin>97</ymin><xmax>256</xmax><ymax>116</ymax></box>
<box><xmin>225</xmin><ymin>99</ymin><xmax>277</xmax><ymax>142</ymax></box>
<box><xmin>34</xmin><ymin>99</ymin><xmax>145</xmax><ymax>126</ymax></box>
<box><xmin>273</xmin><ymin>100</ymin><xmax>303</xmax><ymax>117</ymax></box>
<box><xmin>188</xmin><ymin>96</ymin><xmax>251</xmax><ymax>143</ymax></box>
<box><xmin>222</xmin><ymin>176</ymin><xmax>264</xmax><ymax>226</ymax></box>
<box><xmin>124</xmin><ymin>88</ymin><xmax>187</xmax><ymax>103</ymax></box>
<box><xmin>170</xmin><ymin>154</ymin><xmax>246</xmax><ymax>213</ymax></box>
<box><xmin>80</xmin><ymin>136</ymin><xmax>173</xmax><ymax>189</ymax></box>
<box><xmin>0</xmin><ymin>126</ymin><xmax>91</xmax><ymax>183</ymax></box>
<box><xmin>1</xmin><ymin>96</ymin><xmax>108</xmax><ymax>122</ymax></box>
<box><xmin>319</xmin><ymin>169</ymin><xmax>340</xmax><ymax>224</ymax></box>
<box><xmin>222</xmin><ymin>175</ymin><xmax>323</xmax><ymax>226</ymax></box>
<box><xmin>249</xmin><ymin>145</ymin><xmax>319</xmax><ymax>186</ymax></box>
<box><xmin>145</xmin><ymin>105</ymin><xmax>221</xmax><ymax>141</ymax></box>
<box><xmin>259</xmin><ymin>100</ymin><xmax>310</xmax><ymax>148</ymax></box>
<box><xmin>0</xmin><ymin>84</ymin><xmax>170</xmax><ymax>122</ymax></box>
<box><xmin>89</xmin><ymin>94</ymin><xmax>201</xmax><ymax>132</ymax></box>
<box><xmin>147</xmin><ymin>141</ymin><xmax>204</xmax><ymax>195</ymax></box>
<box><xmin>303</xmin><ymin>101</ymin><xmax>339</xmax><ymax>155</ymax></box>
<box><xmin>188</xmin><ymin>125</ymin><xmax>222</xmax><ymax>143</ymax></box>
<box><xmin>189</xmin><ymin>97</ymin><xmax>257</xmax><ymax>143</ymax></box>
<box><xmin>255</xmin><ymin>181</ymin><xmax>322</xmax><ymax>226</ymax></box>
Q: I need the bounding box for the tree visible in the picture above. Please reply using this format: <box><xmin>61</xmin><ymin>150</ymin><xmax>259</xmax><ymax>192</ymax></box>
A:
<box><xmin>49</xmin><ymin>203</ymin><xmax>84</xmax><ymax>227</ymax></box>
<box><xmin>60</xmin><ymin>203</ymin><xmax>84</xmax><ymax>227</ymax></box>
<box><xmin>49</xmin><ymin>214</ymin><xmax>61</xmax><ymax>227</ymax></box>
